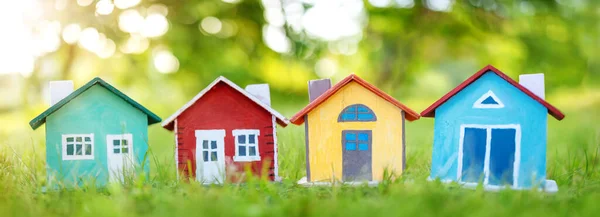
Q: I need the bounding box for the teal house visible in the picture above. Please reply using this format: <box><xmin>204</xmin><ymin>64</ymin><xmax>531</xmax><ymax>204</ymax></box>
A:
<box><xmin>29</xmin><ymin>78</ymin><xmax>161</xmax><ymax>187</ymax></box>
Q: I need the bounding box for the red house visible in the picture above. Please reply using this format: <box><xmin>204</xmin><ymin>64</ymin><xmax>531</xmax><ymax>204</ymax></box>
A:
<box><xmin>162</xmin><ymin>77</ymin><xmax>289</xmax><ymax>184</ymax></box>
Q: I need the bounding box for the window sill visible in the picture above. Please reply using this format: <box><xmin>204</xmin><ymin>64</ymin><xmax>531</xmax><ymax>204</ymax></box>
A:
<box><xmin>233</xmin><ymin>156</ymin><xmax>261</xmax><ymax>162</ymax></box>
<box><xmin>63</xmin><ymin>156</ymin><xmax>94</xmax><ymax>161</ymax></box>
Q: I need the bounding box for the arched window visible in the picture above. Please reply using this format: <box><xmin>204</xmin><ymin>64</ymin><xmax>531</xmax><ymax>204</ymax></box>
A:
<box><xmin>338</xmin><ymin>104</ymin><xmax>377</xmax><ymax>122</ymax></box>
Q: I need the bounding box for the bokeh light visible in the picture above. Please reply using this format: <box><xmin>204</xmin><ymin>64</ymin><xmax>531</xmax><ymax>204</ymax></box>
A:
<box><xmin>141</xmin><ymin>14</ymin><xmax>169</xmax><ymax>38</ymax></box>
<box><xmin>115</xmin><ymin>0</ymin><xmax>141</xmax><ymax>9</ymax></box>
<box><xmin>62</xmin><ymin>24</ymin><xmax>82</xmax><ymax>44</ymax></box>
<box><xmin>96</xmin><ymin>0</ymin><xmax>115</xmax><ymax>15</ymax></box>
<box><xmin>153</xmin><ymin>48</ymin><xmax>179</xmax><ymax>74</ymax></box>
<box><xmin>200</xmin><ymin>17</ymin><xmax>222</xmax><ymax>35</ymax></box>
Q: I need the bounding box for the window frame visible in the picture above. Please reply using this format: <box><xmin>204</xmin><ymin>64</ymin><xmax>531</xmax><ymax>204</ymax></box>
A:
<box><xmin>338</xmin><ymin>104</ymin><xmax>377</xmax><ymax>122</ymax></box>
<box><xmin>342</xmin><ymin>130</ymin><xmax>371</xmax><ymax>152</ymax></box>
<box><xmin>473</xmin><ymin>90</ymin><xmax>505</xmax><ymax>109</ymax></box>
<box><xmin>62</xmin><ymin>134</ymin><xmax>94</xmax><ymax>160</ymax></box>
<box><xmin>232</xmin><ymin>129</ymin><xmax>261</xmax><ymax>162</ymax></box>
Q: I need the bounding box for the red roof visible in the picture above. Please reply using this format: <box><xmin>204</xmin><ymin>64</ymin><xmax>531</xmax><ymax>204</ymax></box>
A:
<box><xmin>290</xmin><ymin>74</ymin><xmax>420</xmax><ymax>125</ymax></box>
<box><xmin>420</xmin><ymin>65</ymin><xmax>565</xmax><ymax>120</ymax></box>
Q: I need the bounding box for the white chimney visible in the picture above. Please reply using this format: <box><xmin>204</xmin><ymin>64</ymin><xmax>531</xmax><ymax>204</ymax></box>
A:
<box><xmin>519</xmin><ymin>73</ymin><xmax>545</xmax><ymax>99</ymax></box>
<box><xmin>245</xmin><ymin>84</ymin><xmax>271</xmax><ymax>106</ymax></box>
<box><xmin>49</xmin><ymin>80</ymin><xmax>74</xmax><ymax>105</ymax></box>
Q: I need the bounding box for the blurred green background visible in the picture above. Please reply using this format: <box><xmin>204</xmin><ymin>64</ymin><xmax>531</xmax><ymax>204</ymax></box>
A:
<box><xmin>1</xmin><ymin>0</ymin><xmax>599</xmax><ymax>182</ymax></box>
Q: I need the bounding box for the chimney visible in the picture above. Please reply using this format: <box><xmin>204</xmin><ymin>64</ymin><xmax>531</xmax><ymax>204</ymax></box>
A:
<box><xmin>49</xmin><ymin>80</ymin><xmax>74</xmax><ymax>106</ymax></box>
<box><xmin>245</xmin><ymin>84</ymin><xmax>271</xmax><ymax>106</ymax></box>
<box><xmin>308</xmin><ymin>79</ymin><xmax>331</xmax><ymax>102</ymax></box>
<box><xmin>519</xmin><ymin>73</ymin><xmax>545</xmax><ymax>99</ymax></box>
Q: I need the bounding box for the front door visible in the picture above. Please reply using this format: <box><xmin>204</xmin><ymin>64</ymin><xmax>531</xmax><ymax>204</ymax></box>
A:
<box><xmin>459</xmin><ymin>125</ymin><xmax>520</xmax><ymax>187</ymax></box>
<box><xmin>106</xmin><ymin>134</ymin><xmax>134</xmax><ymax>183</ymax></box>
<box><xmin>195</xmin><ymin>130</ymin><xmax>226</xmax><ymax>184</ymax></box>
<box><xmin>342</xmin><ymin>130</ymin><xmax>372</xmax><ymax>181</ymax></box>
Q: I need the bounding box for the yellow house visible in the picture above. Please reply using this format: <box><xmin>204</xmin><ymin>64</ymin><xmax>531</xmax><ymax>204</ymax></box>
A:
<box><xmin>290</xmin><ymin>74</ymin><xmax>420</xmax><ymax>183</ymax></box>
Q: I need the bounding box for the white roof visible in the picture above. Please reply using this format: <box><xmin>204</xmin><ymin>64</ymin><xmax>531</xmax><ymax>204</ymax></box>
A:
<box><xmin>162</xmin><ymin>76</ymin><xmax>290</xmax><ymax>127</ymax></box>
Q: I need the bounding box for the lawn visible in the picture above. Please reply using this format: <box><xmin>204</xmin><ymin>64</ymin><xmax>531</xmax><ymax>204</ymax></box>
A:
<box><xmin>0</xmin><ymin>95</ymin><xmax>599</xmax><ymax>217</ymax></box>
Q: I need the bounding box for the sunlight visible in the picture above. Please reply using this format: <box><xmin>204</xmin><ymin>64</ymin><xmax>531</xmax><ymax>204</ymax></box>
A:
<box><xmin>153</xmin><ymin>48</ymin><xmax>179</xmax><ymax>74</ymax></box>
<box><xmin>0</xmin><ymin>0</ymin><xmax>41</xmax><ymax>76</ymax></box>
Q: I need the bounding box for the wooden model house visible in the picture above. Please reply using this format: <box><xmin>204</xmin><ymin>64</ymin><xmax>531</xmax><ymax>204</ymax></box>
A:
<box><xmin>161</xmin><ymin>76</ymin><xmax>289</xmax><ymax>184</ymax></box>
<box><xmin>290</xmin><ymin>74</ymin><xmax>420</xmax><ymax>184</ymax></box>
<box><xmin>421</xmin><ymin>65</ymin><xmax>565</xmax><ymax>192</ymax></box>
<box><xmin>29</xmin><ymin>78</ymin><xmax>162</xmax><ymax>187</ymax></box>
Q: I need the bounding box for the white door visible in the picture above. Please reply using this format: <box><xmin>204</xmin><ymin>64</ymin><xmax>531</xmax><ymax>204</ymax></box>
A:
<box><xmin>106</xmin><ymin>134</ymin><xmax>134</xmax><ymax>182</ymax></box>
<box><xmin>195</xmin><ymin>130</ymin><xmax>226</xmax><ymax>184</ymax></box>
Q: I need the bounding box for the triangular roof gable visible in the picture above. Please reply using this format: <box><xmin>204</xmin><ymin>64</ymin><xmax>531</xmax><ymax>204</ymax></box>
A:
<box><xmin>290</xmin><ymin>74</ymin><xmax>420</xmax><ymax>125</ymax></box>
<box><xmin>420</xmin><ymin>65</ymin><xmax>565</xmax><ymax>120</ymax></box>
<box><xmin>30</xmin><ymin>77</ymin><xmax>162</xmax><ymax>130</ymax></box>
<box><xmin>161</xmin><ymin>76</ymin><xmax>290</xmax><ymax>130</ymax></box>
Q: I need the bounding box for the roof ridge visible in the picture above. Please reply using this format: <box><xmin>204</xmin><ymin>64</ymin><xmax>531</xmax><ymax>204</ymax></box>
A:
<box><xmin>289</xmin><ymin>74</ymin><xmax>420</xmax><ymax>125</ymax></box>
<box><xmin>420</xmin><ymin>65</ymin><xmax>565</xmax><ymax>120</ymax></box>
<box><xmin>29</xmin><ymin>77</ymin><xmax>162</xmax><ymax>129</ymax></box>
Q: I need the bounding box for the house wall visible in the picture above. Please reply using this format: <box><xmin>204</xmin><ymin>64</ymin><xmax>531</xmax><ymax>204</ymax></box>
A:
<box><xmin>45</xmin><ymin>85</ymin><xmax>149</xmax><ymax>187</ymax></box>
<box><xmin>176</xmin><ymin>82</ymin><xmax>276</xmax><ymax>181</ymax></box>
<box><xmin>306</xmin><ymin>81</ymin><xmax>405</xmax><ymax>182</ymax></box>
<box><xmin>429</xmin><ymin>71</ymin><xmax>548</xmax><ymax>188</ymax></box>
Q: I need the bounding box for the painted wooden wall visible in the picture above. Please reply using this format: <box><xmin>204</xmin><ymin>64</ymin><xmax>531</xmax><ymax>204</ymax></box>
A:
<box><xmin>45</xmin><ymin>85</ymin><xmax>150</xmax><ymax>187</ymax></box>
<box><xmin>429</xmin><ymin>71</ymin><xmax>548</xmax><ymax>188</ymax></box>
<box><xmin>176</xmin><ymin>82</ymin><xmax>276</xmax><ymax>181</ymax></box>
<box><xmin>306</xmin><ymin>81</ymin><xmax>405</xmax><ymax>182</ymax></box>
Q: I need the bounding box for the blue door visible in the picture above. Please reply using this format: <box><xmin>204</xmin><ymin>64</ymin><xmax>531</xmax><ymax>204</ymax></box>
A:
<box><xmin>342</xmin><ymin>130</ymin><xmax>372</xmax><ymax>181</ymax></box>
<box><xmin>461</xmin><ymin>128</ymin><xmax>487</xmax><ymax>183</ymax></box>
<box><xmin>489</xmin><ymin>129</ymin><xmax>516</xmax><ymax>186</ymax></box>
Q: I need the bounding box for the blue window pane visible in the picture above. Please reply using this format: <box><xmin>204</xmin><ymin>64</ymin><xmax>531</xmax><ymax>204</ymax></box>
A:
<box><xmin>113</xmin><ymin>148</ymin><xmax>120</xmax><ymax>154</ymax></box>
<box><xmin>357</xmin><ymin>113</ymin><xmax>374</xmax><ymax>121</ymax></box>
<box><xmin>203</xmin><ymin>151</ymin><xmax>209</xmax><ymax>162</ymax></box>
<box><xmin>341</xmin><ymin>113</ymin><xmax>356</xmax><ymax>121</ymax></box>
<box><xmin>248</xmin><ymin>135</ymin><xmax>256</xmax><ymax>144</ymax></box>
<box><xmin>76</xmin><ymin>144</ymin><xmax>83</xmax><ymax>155</ymax></box>
<box><xmin>239</xmin><ymin>145</ymin><xmax>246</xmax><ymax>156</ymax></box>
<box><xmin>85</xmin><ymin>144</ymin><xmax>92</xmax><ymax>155</ymax></box>
<box><xmin>66</xmin><ymin>137</ymin><xmax>74</xmax><ymax>142</ymax></box>
<box><xmin>345</xmin><ymin>133</ymin><xmax>356</xmax><ymax>141</ymax></box>
<box><xmin>358</xmin><ymin>143</ymin><xmax>369</xmax><ymax>151</ymax></box>
<box><xmin>346</xmin><ymin>143</ymin><xmax>357</xmax><ymax>150</ymax></box>
<box><xmin>249</xmin><ymin>146</ymin><xmax>256</xmax><ymax>156</ymax></box>
<box><xmin>358</xmin><ymin>133</ymin><xmax>369</xmax><ymax>141</ymax></box>
<box><xmin>481</xmin><ymin>96</ymin><xmax>499</xmax><ymax>105</ymax></box>
<box><xmin>84</xmin><ymin>137</ymin><xmax>91</xmax><ymax>142</ymax></box>
<box><xmin>211</xmin><ymin>141</ymin><xmax>217</xmax><ymax>149</ymax></box>
<box><xmin>357</xmin><ymin>105</ymin><xmax>369</xmax><ymax>112</ymax></box>
<box><xmin>202</xmin><ymin>140</ymin><xmax>208</xmax><ymax>149</ymax></box>
<box><xmin>346</xmin><ymin>106</ymin><xmax>356</xmax><ymax>112</ymax></box>
<box><xmin>211</xmin><ymin>151</ymin><xmax>218</xmax><ymax>161</ymax></box>
<box><xmin>66</xmin><ymin>144</ymin><xmax>74</xmax><ymax>155</ymax></box>
<box><xmin>113</xmin><ymin>139</ymin><xmax>120</xmax><ymax>147</ymax></box>
<box><xmin>238</xmin><ymin>135</ymin><xmax>246</xmax><ymax>144</ymax></box>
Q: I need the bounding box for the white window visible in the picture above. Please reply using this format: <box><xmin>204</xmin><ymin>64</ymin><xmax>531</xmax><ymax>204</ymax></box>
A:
<box><xmin>473</xmin><ymin>90</ymin><xmax>504</xmax><ymax>109</ymax></box>
<box><xmin>62</xmin><ymin>134</ymin><xmax>94</xmax><ymax>160</ymax></box>
<box><xmin>232</xmin><ymin>129</ymin><xmax>261</xmax><ymax>162</ymax></box>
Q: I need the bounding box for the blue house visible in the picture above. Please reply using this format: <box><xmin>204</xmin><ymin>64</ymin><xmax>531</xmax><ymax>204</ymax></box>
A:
<box><xmin>421</xmin><ymin>65</ymin><xmax>565</xmax><ymax>191</ymax></box>
<box><xmin>29</xmin><ymin>78</ymin><xmax>161</xmax><ymax>187</ymax></box>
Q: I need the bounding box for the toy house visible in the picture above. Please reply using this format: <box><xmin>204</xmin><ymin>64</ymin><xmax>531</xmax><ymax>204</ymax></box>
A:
<box><xmin>29</xmin><ymin>78</ymin><xmax>162</xmax><ymax>187</ymax></box>
<box><xmin>421</xmin><ymin>65</ymin><xmax>565</xmax><ymax>192</ymax></box>
<box><xmin>161</xmin><ymin>76</ymin><xmax>289</xmax><ymax>184</ymax></box>
<box><xmin>290</xmin><ymin>74</ymin><xmax>420</xmax><ymax>184</ymax></box>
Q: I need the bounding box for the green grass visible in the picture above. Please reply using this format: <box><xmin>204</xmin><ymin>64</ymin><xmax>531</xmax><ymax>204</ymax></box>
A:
<box><xmin>1</xmin><ymin>102</ymin><xmax>600</xmax><ymax>217</ymax></box>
